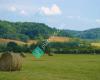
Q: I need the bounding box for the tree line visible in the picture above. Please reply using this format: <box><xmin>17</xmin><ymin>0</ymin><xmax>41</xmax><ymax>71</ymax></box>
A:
<box><xmin>0</xmin><ymin>20</ymin><xmax>55</xmax><ymax>42</ymax></box>
<box><xmin>0</xmin><ymin>41</ymin><xmax>100</xmax><ymax>54</ymax></box>
<box><xmin>0</xmin><ymin>20</ymin><xmax>100</xmax><ymax>42</ymax></box>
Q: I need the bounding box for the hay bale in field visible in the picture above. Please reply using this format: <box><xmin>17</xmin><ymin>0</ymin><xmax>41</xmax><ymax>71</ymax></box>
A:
<box><xmin>20</xmin><ymin>53</ymin><xmax>26</xmax><ymax>58</ymax></box>
<box><xmin>0</xmin><ymin>52</ymin><xmax>22</xmax><ymax>71</ymax></box>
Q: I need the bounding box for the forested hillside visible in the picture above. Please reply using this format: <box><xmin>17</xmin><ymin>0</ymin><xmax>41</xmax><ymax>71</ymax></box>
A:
<box><xmin>59</xmin><ymin>29</ymin><xmax>100</xmax><ymax>40</ymax></box>
<box><xmin>0</xmin><ymin>20</ymin><xmax>55</xmax><ymax>42</ymax></box>
<box><xmin>0</xmin><ymin>20</ymin><xmax>100</xmax><ymax>42</ymax></box>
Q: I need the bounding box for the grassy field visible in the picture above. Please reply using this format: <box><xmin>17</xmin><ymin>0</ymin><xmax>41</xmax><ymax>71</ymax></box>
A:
<box><xmin>0</xmin><ymin>54</ymin><xmax>100</xmax><ymax>80</ymax></box>
<box><xmin>0</xmin><ymin>37</ymin><xmax>72</xmax><ymax>45</ymax></box>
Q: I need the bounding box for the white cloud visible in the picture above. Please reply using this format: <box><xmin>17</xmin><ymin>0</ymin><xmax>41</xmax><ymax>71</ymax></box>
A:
<box><xmin>40</xmin><ymin>4</ymin><xmax>62</xmax><ymax>16</ymax></box>
<box><xmin>96</xmin><ymin>19</ymin><xmax>100</xmax><ymax>24</ymax></box>
<box><xmin>20</xmin><ymin>10</ymin><xmax>27</xmax><ymax>15</ymax></box>
<box><xmin>8</xmin><ymin>5</ymin><xmax>28</xmax><ymax>16</ymax></box>
<box><xmin>8</xmin><ymin>6</ymin><xmax>17</xmax><ymax>12</ymax></box>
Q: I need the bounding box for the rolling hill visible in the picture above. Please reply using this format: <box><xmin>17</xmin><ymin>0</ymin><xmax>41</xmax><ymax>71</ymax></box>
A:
<box><xmin>76</xmin><ymin>28</ymin><xmax>100</xmax><ymax>39</ymax></box>
<box><xmin>0</xmin><ymin>20</ymin><xmax>100</xmax><ymax>42</ymax></box>
<box><xmin>60</xmin><ymin>28</ymin><xmax>100</xmax><ymax>40</ymax></box>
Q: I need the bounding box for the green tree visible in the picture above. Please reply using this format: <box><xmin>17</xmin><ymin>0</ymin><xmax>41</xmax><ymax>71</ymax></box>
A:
<box><xmin>6</xmin><ymin>42</ymin><xmax>21</xmax><ymax>52</ymax></box>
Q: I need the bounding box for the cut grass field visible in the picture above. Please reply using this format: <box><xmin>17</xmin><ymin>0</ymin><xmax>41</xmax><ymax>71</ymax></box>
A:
<box><xmin>0</xmin><ymin>37</ymin><xmax>72</xmax><ymax>46</ymax></box>
<box><xmin>0</xmin><ymin>54</ymin><xmax>100</xmax><ymax>80</ymax></box>
<box><xmin>91</xmin><ymin>43</ymin><xmax>100</xmax><ymax>48</ymax></box>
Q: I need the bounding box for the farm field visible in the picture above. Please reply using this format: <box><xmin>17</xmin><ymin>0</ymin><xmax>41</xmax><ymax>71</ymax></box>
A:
<box><xmin>0</xmin><ymin>54</ymin><xmax>100</xmax><ymax>80</ymax></box>
<box><xmin>91</xmin><ymin>43</ymin><xmax>100</xmax><ymax>47</ymax></box>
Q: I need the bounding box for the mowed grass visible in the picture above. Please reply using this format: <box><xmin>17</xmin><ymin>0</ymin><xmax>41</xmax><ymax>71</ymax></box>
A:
<box><xmin>0</xmin><ymin>54</ymin><xmax>100</xmax><ymax>80</ymax></box>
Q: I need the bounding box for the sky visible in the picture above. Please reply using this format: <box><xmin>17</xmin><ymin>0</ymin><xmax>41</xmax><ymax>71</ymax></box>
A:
<box><xmin>0</xmin><ymin>0</ymin><xmax>100</xmax><ymax>31</ymax></box>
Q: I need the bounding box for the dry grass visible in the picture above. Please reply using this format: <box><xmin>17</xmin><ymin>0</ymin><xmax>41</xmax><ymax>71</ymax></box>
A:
<box><xmin>48</xmin><ymin>36</ymin><xmax>71</xmax><ymax>42</ymax></box>
<box><xmin>0</xmin><ymin>38</ymin><xmax>26</xmax><ymax>45</ymax></box>
<box><xmin>26</xmin><ymin>40</ymin><xmax>37</xmax><ymax>45</ymax></box>
<box><xmin>91</xmin><ymin>43</ymin><xmax>100</xmax><ymax>47</ymax></box>
<box><xmin>0</xmin><ymin>37</ymin><xmax>71</xmax><ymax>46</ymax></box>
<box><xmin>0</xmin><ymin>38</ymin><xmax>37</xmax><ymax>46</ymax></box>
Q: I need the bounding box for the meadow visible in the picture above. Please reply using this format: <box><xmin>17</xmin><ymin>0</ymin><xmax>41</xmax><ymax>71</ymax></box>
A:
<box><xmin>0</xmin><ymin>54</ymin><xmax>100</xmax><ymax>80</ymax></box>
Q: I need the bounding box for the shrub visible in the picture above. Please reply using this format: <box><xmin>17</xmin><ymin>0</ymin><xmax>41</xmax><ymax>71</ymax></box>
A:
<box><xmin>6</xmin><ymin>42</ymin><xmax>21</xmax><ymax>52</ymax></box>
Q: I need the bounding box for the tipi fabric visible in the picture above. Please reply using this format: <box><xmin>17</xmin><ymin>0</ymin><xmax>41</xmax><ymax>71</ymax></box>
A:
<box><xmin>32</xmin><ymin>47</ymin><xmax>44</xmax><ymax>59</ymax></box>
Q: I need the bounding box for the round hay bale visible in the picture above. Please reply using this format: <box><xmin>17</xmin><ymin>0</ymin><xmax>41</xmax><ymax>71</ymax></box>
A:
<box><xmin>0</xmin><ymin>52</ymin><xmax>22</xmax><ymax>71</ymax></box>
<box><xmin>20</xmin><ymin>53</ymin><xmax>26</xmax><ymax>58</ymax></box>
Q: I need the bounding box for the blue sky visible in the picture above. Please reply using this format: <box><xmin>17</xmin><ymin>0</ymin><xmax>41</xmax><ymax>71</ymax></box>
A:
<box><xmin>0</xmin><ymin>0</ymin><xmax>100</xmax><ymax>31</ymax></box>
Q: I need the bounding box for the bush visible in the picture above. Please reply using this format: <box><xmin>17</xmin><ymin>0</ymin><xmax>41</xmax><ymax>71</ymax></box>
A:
<box><xmin>6</xmin><ymin>42</ymin><xmax>21</xmax><ymax>52</ymax></box>
<box><xmin>0</xmin><ymin>43</ymin><xmax>7</xmax><ymax>52</ymax></box>
<box><xmin>21</xmin><ymin>44</ymin><xmax>30</xmax><ymax>52</ymax></box>
<box><xmin>29</xmin><ymin>43</ymin><xmax>36</xmax><ymax>52</ymax></box>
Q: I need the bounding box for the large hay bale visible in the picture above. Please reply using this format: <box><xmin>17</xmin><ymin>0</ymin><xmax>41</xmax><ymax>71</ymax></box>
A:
<box><xmin>0</xmin><ymin>52</ymin><xmax>22</xmax><ymax>71</ymax></box>
<box><xmin>20</xmin><ymin>53</ymin><xmax>26</xmax><ymax>58</ymax></box>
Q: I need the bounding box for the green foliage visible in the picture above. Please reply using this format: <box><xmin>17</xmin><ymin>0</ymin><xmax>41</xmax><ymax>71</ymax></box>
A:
<box><xmin>0</xmin><ymin>43</ymin><xmax>7</xmax><ymax>52</ymax></box>
<box><xmin>49</xmin><ymin>42</ymin><xmax>80</xmax><ymax>49</ymax></box>
<box><xmin>0</xmin><ymin>20</ymin><xmax>54</xmax><ymax>41</ymax></box>
<box><xmin>21</xmin><ymin>44</ymin><xmax>30</xmax><ymax>52</ymax></box>
<box><xmin>0</xmin><ymin>21</ymin><xmax>16</xmax><ymax>34</ymax></box>
<box><xmin>0</xmin><ymin>20</ymin><xmax>100</xmax><ymax>54</ymax></box>
<box><xmin>46</xmin><ymin>41</ymin><xmax>100</xmax><ymax>54</ymax></box>
<box><xmin>76</xmin><ymin>28</ymin><xmax>100</xmax><ymax>39</ymax></box>
<box><xmin>0</xmin><ymin>20</ymin><xmax>100</xmax><ymax>42</ymax></box>
<box><xmin>29</xmin><ymin>43</ymin><xmax>36</xmax><ymax>52</ymax></box>
<box><xmin>58</xmin><ymin>30</ymin><xmax>79</xmax><ymax>37</ymax></box>
<box><xmin>6</xmin><ymin>42</ymin><xmax>21</xmax><ymax>52</ymax></box>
